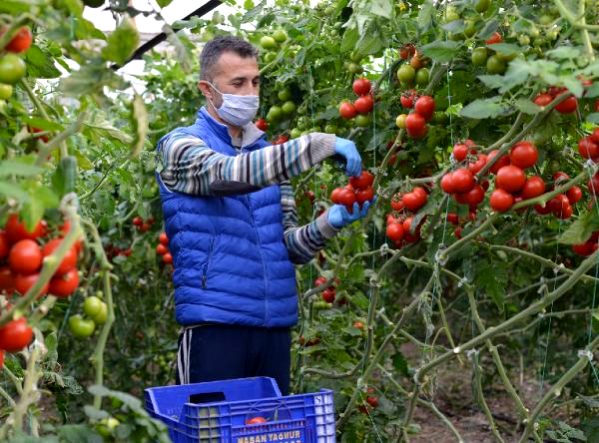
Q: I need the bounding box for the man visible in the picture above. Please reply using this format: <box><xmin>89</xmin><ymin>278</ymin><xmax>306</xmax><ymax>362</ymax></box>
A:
<box><xmin>156</xmin><ymin>35</ymin><xmax>374</xmax><ymax>395</ymax></box>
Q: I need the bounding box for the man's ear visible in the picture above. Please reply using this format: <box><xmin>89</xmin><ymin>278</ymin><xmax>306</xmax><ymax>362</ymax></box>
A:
<box><xmin>198</xmin><ymin>81</ymin><xmax>211</xmax><ymax>98</ymax></box>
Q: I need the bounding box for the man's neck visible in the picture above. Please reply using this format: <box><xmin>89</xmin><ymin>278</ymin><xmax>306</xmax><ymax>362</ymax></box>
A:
<box><xmin>206</xmin><ymin>104</ymin><xmax>242</xmax><ymax>139</ymax></box>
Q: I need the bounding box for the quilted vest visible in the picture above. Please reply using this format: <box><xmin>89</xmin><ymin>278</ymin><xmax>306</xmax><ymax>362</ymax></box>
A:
<box><xmin>156</xmin><ymin>107</ymin><xmax>298</xmax><ymax>327</ymax></box>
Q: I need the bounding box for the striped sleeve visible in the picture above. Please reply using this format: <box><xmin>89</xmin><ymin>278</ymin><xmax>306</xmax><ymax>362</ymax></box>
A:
<box><xmin>157</xmin><ymin>131</ymin><xmax>336</xmax><ymax>196</ymax></box>
<box><xmin>280</xmin><ymin>181</ymin><xmax>339</xmax><ymax>265</ymax></box>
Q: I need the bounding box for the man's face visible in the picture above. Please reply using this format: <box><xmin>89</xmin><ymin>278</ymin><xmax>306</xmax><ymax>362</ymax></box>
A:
<box><xmin>199</xmin><ymin>51</ymin><xmax>260</xmax><ymax>109</ymax></box>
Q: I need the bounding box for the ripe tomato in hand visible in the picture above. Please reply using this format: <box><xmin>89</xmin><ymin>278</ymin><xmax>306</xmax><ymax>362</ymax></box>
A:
<box><xmin>42</xmin><ymin>238</ymin><xmax>78</xmax><ymax>275</ymax></box>
<box><xmin>352</xmin><ymin>78</ymin><xmax>371</xmax><ymax>96</ymax></box>
<box><xmin>350</xmin><ymin>171</ymin><xmax>374</xmax><ymax>190</ymax></box>
<box><xmin>9</xmin><ymin>239</ymin><xmax>42</xmax><ymax>275</ymax></box>
<box><xmin>510</xmin><ymin>141</ymin><xmax>538</xmax><ymax>169</ymax></box>
<box><xmin>0</xmin><ymin>317</ymin><xmax>33</xmax><ymax>352</ymax></box>
<box><xmin>496</xmin><ymin>165</ymin><xmax>526</xmax><ymax>193</ymax></box>
<box><xmin>405</xmin><ymin>113</ymin><xmax>427</xmax><ymax>138</ymax></box>
<box><xmin>356</xmin><ymin>187</ymin><xmax>374</xmax><ymax>205</ymax></box>
<box><xmin>49</xmin><ymin>268</ymin><xmax>79</xmax><ymax>297</ymax></box>
<box><xmin>490</xmin><ymin>189</ymin><xmax>514</xmax><ymax>212</ymax></box>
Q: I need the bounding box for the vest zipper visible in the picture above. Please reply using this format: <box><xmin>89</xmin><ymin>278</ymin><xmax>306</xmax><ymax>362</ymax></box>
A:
<box><xmin>202</xmin><ymin>236</ymin><xmax>216</xmax><ymax>289</ymax></box>
<box><xmin>246</xmin><ymin>195</ymin><xmax>269</xmax><ymax>325</ymax></box>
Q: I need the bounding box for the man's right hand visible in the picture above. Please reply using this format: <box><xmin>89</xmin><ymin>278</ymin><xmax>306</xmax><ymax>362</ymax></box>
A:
<box><xmin>334</xmin><ymin>137</ymin><xmax>362</xmax><ymax>177</ymax></box>
<box><xmin>327</xmin><ymin>199</ymin><xmax>375</xmax><ymax>229</ymax></box>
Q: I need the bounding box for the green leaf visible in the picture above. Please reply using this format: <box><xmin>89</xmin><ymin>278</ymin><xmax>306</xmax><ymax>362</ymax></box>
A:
<box><xmin>340</xmin><ymin>23</ymin><xmax>359</xmax><ymax>53</ymax></box>
<box><xmin>0</xmin><ymin>181</ymin><xmax>30</xmax><ymax>202</ymax></box>
<box><xmin>474</xmin><ymin>259</ymin><xmax>506</xmax><ymax>311</ymax></box>
<box><xmin>421</xmin><ymin>41</ymin><xmax>462</xmax><ymax>63</ymax></box>
<box><xmin>478</xmin><ymin>19</ymin><xmax>499</xmax><ymax>39</ymax></box>
<box><xmin>101</xmin><ymin>17</ymin><xmax>140</xmax><ymax>66</ymax></box>
<box><xmin>156</xmin><ymin>0</ymin><xmax>173</xmax><ymax>7</ymax></box>
<box><xmin>477</xmin><ymin>74</ymin><xmax>506</xmax><ymax>90</ymax></box>
<box><xmin>440</xmin><ymin>19</ymin><xmax>465</xmax><ymax>34</ymax></box>
<box><xmin>460</xmin><ymin>97</ymin><xmax>511</xmax><ymax>119</ymax></box>
<box><xmin>351</xmin><ymin>292</ymin><xmax>369</xmax><ymax>310</ymax></box>
<box><xmin>22</xmin><ymin>117</ymin><xmax>64</xmax><ymax>132</ymax></box>
<box><xmin>560</xmin><ymin>210</ymin><xmax>599</xmax><ymax>244</ymax></box>
<box><xmin>514</xmin><ymin>98</ymin><xmax>542</xmax><ymax>114</ymax></box>
<box><xmin>59</xmin><ymin>62</ymin><xmax>128</xmax><ymax>97</ymax></box>
<box><xmin>392</xmin><ymin>352</ymin><xmax>409</xmax><ymax>377</ymax></box>
<box><xmin>83</xmin><ymin>121</ymin><xmax>133</xmax><ymax>145</ymax></box>
<box><xmin>129</xmin><ymin>94</ymin><xmax>148</xmax><ymax>158</ymax></box>
<box><xmin>562</xmin><ymin>76</ymin><xmax>584</xmax><ymax>98</ymax></box>
<box><xmin>58</xmin><ymin>425</ymin><xmax>103</xmax><ymax>443</ymax></box>
<box><xmin>546</xmin><ymin>46</ymin><xmax>583</xmax><ymax>60</ymax></box>
<box><xmin>83</xmin><ymin>405</ymin><xmax>109</xmax><ymax>421</ymax></box>
<box><xmin>487</xmin><ymin>43</ymin><xmax>522</xmax><ymax>56</ymax></box>
<box><xmin>585</xmin><ymin>83</ymin><xmax>599</xmax><ymax>98</ymax></box>
<box><xmin>0</xmin><ymin>160</ymin><xmax>43</xmax><ymax>178</ymax></box>
<box><xmin>370</xmin><ymin>0</ymin><xmax>393</xmax><ymax>18</ymax></box>
<box><xmin>417</xmin><ymin>0</ymin><xmax>435</xmax><ymax>32</ymax></box>
<box><xmin>24</xmin><ymin>46</ymin><xmax>61</xmax><ymax>79</ymax></box>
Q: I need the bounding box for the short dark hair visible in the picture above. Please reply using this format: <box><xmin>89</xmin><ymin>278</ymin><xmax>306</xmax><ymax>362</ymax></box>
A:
<box><xmin>199</xmin><ymin>35</ymin><xmax>258</xmax><ymax>81</ymax></box>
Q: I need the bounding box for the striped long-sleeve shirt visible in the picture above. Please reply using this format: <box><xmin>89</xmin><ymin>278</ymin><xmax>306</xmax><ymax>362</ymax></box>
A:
<box><xmin>157</xmin><ymin>131</ymin><xmax>340</xmax><ymax>264</ymax></box>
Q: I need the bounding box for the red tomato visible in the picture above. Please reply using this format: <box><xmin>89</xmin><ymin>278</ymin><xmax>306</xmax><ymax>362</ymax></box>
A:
<box><xmin>132</xmin><ymin>216</ymin><xmax>143</xmax><ymax>227</ymax></box>
<box><xmin>555</xmin><ymin>202</ymin><xmax>573</xmax><ymax>219</ymax></box>
<box><xmin>451</xmin><ymin>168</ymin><xmax>475</xmax><ymax>193</ymax></box>
<box><xmin>414</xmin><ymin>96</ymin><xmax>435</xmax><ymax>121</ymax></box>
<box><xmin>555</xmin><ymin>96</ymin><xmax>578</xmax><ymax>114</ymax></box>
<box><xmin>548</xmin><ymin>86</ymin><xmax>566</xmax><ymax>97</ymax></box>
<box><xmin>9</xmin><ymin>239</ymin><xmax>42</xmax><ymax>275</ymax></box>
<box><xmin>468</xmin><ymin>153</ymin><xmax>487</xmax><ymax>175</ymax></box>
<box><xmin>356</xmin><ymin>187</ymin><xmax>374</xmax><ymax>205</ymax></box>
<box><xmin>5</xmin><ymin>214</ymin><xmax>47</xmax><ymax>243</ymax></box>
<box><xmin>578</xmin><ymin>136</ymin><xmax>599</xmax><ymax>159</ymax></box>
<box><xmin>322</xmin><ymin>288</ymin><xmax>335</xmax><ymax>303</ymax></box>
<box><xmin>0</xmin><ymin>230</ymin><xmax>8</xmax><ymax>260</ymax></box>
<box><xmin>352</xmin><ymin>78</ymin><xmax>371</xmax><ymax>96</ymax></box>
<box><xmin>162</xmin><ymin>252</ymin><xmax>173</xmax><ymax>265</ymax></box>
<box><xmin>510</xmin><ymin>141</ymin><xmax>538</xmax><ymax>169</ymax></box>
<box><xmin>549</xmin><ymin>194</ymin><xmax>570</xmax><ymax>214</ymax></box>
<box><xmin>339</xmin><ymin>101</ymin><xmax>357</xmax><ymax>119</ymax></box>
<box><xmin>0</xmin><ymin>317</ymin><xmax>33</xmax><ymax>353</ymax></box>
<box><xmin>521</xmin><ymin>176</ymin><xmax>546</xmax><ymax>199</ymax></box>
<box><xmin>255</xmin><ymin>118</ymin><xmax>268</xmax><ymax>131</ymax></box>
<box><xmin>350</xmin><ymin>171</ymin><xmax>374</xmax><ymax>190</ymax></box>
<box><xmin>453</xmin><ymin>143</ymin><xmax>469</xmax><ymax>162</ymax></box>
<box><xmin>140</xmin><ymin>223</ymin><xmax>151</xmax><ymax>233</ymax></box>
<box><xmin>495</xmin><ymin>165</ymin><xmax>526</xmax><ymax>193</ymax></box>
<box><xmin>366</xmin><ymin>396</ymin><xmax>379</xmax><ymax>408</ymax></box>
<box><xmin>402</xmin><ymin>190</ymin><xmax>427</xmax><ymax>211</ymax></box>
<box><xmin>440</xmin><ymin>173</ymin><xmax>456</xmax><ymax>193</ymax></box>
<box><xmin>59</xmin><ymin>221</ymin><xmax>83</xmax><ymax>253</ymax></box>
<box><xmin>391</xmin><ymin>194</ymin><xmax>405</xmax><ymax>211</ymax></box>
<box><xmin>42</xmin><ymin>238</ymin><xmax>77</xmax><ymax>276</ymax></box>
<box><xmin>314</xmin><ymin>276</ymin><xmax>327</xmax><ymax>287</ymax></box>
<box><xmin>454</xmin><ymin>227</ymin><xmax>462</xmax><ymax>239</ymax></box>
<box><xmin>446</xmin><ymin>212</ymin><xmax>459</xmax><ymax>225</ymax></box>
<box><xmin>405</xmin><ymin>113</ymin><xmax>427</xmax><ymax>138</ymax></box>
<box><xmin>159</xmin><ymin>232</ymin><xmax>169</xmax><ymax>246</ymax></box>
<box><xmin>14</xmin><ymin>272</ymin><xmax>48</xmax><ymax>296</ymax></box>
<box><xmin>49</xmin><ymin>268</ymin><xmax>79</xmax><ymax>298</ymax></box>
<box><xmin>156</xmin><ymin>244</ymin><xmax>168</xmax><ymax>255</ymax></box>
<box><xmin>591</xmin><ymin>128</ymin><xmax>599</xmax><ymax>145</ymax></box>
<box><xmin>0</xmin><ymin>266</ymin><xmax>14</xmax><ymax>295</ymax></box>
<box><xmin>485</xmin><ymin>32</ymin><xmax>503</xmax><ymax>45</ymax></box>
<box><xmin>588</xmin><ymin>174</ymin><xmax>599</xmax><ymax>195</ymax></box>
<box><xmin>0</xmin><ymin>350</ymin><xmax>4</xmax><ymax>368</ymax></box>
<box><xmin>534</xmin><ymin>93</ymin><xmax>553</xmax><ymax>107</ymax></box>
<box><xmin>567</xmin><ymin>186</ymin><xmax>583</xmax><ymax>204</ymax></box>
<box><xmin>354</xmin><ymin>95</ymin><xmax>374</xmax><ymax>114</ymax></box>
<box><xmin>490</xmin><ymin>189</ymin><xmax>514</xmax><ymax>212</ymax></box>
<box><xmin>5</xmin><ymin>27</ymin><xmax>32</xmax><ymax>53</ymax></box>
<box><xmin>400</xmin><ymin>93</ymin><xmax>414</xmax><ymax>109</ymax></box>
<box><xmin>386</xmin><ymin>223</ymin><xmax>404</xmax><ymax>242</ymax></box>
<box><xmin>246</xmin><ymin>417</ymin><xmax>268</xmax><ymax>425</ymax></box>
<box><xmin>462</xmin><ymin>184</ymin><xmax>485</xmax><ymax>206</ymax></box>
<box><xmin>487</xmin><ymin>150</ymin><xmax>510</xmax><ymax>174</ymax></box>
<box><xmin>534</xmin><ymin>203</ymin><xmax>552</xmax><ymax>215</ymax></box>
<box><xmin>572</xmin><ymin>242</ymin><xmax>598</xmax><ymax>256</ymax></box>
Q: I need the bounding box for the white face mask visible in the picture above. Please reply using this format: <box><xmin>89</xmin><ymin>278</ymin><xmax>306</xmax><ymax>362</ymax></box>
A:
<box><xmin>206</xmin><ymin>82</ymin><xmax>259</xmax><ymax>127</ymax></box>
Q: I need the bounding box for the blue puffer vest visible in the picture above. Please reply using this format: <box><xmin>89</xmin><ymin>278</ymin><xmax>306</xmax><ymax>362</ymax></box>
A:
<box><xmin>156</xmin><ymin>108</ymin><xmax>298</xmax><ymax>328</ymax></box>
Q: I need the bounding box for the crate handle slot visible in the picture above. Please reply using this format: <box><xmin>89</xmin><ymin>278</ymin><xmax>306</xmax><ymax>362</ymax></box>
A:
<box><xmin>188</xmin><ymin>391</ymin><xmax>226</xmax><ymax>404</ymax></box>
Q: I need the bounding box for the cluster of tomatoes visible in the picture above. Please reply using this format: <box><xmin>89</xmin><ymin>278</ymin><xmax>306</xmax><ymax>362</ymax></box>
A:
<box><xmin>572</xmin><ymin>231</ymin><xmax>599</xmax><ymax>257</ymax></box>
<box><xmin>395</xmin><ymin>94</ymin><xmax>436</xmax><ymax>139</ymax></box>
<box><xmin>0</xmin><ymin>26</ymin><xmax>32</xmax><ymax>99</ymax></box>
<box><xmin>0</xmin><ymin>214</ymin><xmax>82</xmax><ymax>298</ymax></box>
<box><xmin>132</xmin><ymin>215</ymin><xmax>155</xmax><ymax>233</ymax></box>
<box><xmin>357</xmin><ymin>386</ymin><xmax>379</xmax><ymax>414</ymax></box>
<box><xmin>533</xmin><ymin>171</ymin><xmax>583</xmax><ymax>219</ymax></box>
<box><xmin>314</xmin><ymin>275</ymin><xmax>340</xmax><ymax>304</ymax></box>
<box><xmin>338</xmin><ymin>78</ymin><xmax>374</xmax><ymax>127</ymax></box>
<box><xmin>330</xmin><ymin>170</ymin><xmax>375</xmax><ymax>212</ymax></box>
<box><xmin>155</xmin><ymin>232</ymin><xmax>172</xmax><ymax>266</ymax></box>
<box><xmin>68</xmin><ymin>292</ymin><xmax>108</xmax><ymax>339</ymax></box>
<box><xmin>385</xmin><ymin>191</ymin><xmax>425</xmax><ymax>247</ymax></box>
<box><xmin>533</xmin><ymin>86</ymin><xmax>579</xmax><ymax>114</ymax></box>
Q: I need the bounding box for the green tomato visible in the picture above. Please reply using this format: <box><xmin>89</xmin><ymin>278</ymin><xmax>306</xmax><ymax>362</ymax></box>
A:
<box><xmin>347</xmin><ymin>62</ymin><xmax>363</xmax><ymax>74</ymax></box>
<box><xmin>267</xmin><ymin>105</ymin><xmax>283</xmax><ymax>122</ymax></box>
<box><xmin>486</xmin><ymin>55</ymin><xmax>506</xmax><ymax>74</ymax></box>
<box><xmin>281</xmin><ymin>100</ymin><xmax>296</xmax><ymax>115</ymax></box>
<box><xmin>0</xmin><ymin>83</ymin><xmax>12</xmax><ymax>100</ymax></box>
<box><xmin>272</xmin><ymin>29</ymin><xmax>288</xmax><ymax>43</ymax></box>
<box><xmin>415</xmin><ymin>68</ymin><xmax>430</xmax><ymax>86</ymax></box>
<box><xmin>350</xmin><ymin>51</ymin><xmax>362</xmax><ymax>63</ymax></box>
<box><xmin>277</xmin><ymin>88</ymin><xmax>292</xmax><ymax>101</ymax></box>
<box><xmin>475</xmin><ymin>0</ymin><xmax>490</xmax><ymax>13</ymax></box>
<box><xmin>539</xmin><ymin>14</ymin><xmax>553</xmax><ymax>26</ymax></box>
<box><xmin>296</xmin><ymin>116</ymin><xmax>310</xmax><ymax>129</ymax></box>
<box><xmin>91</xmin><ymin>302</ymin><xmax>107</xmax><ymax>325</ymax></box>
<box><xmin>496</xmin><ymin>50</ymin><xmax>518</xmax><ymax>62</ymax></box>
<box><xmin>83</xmin><ymin>296</ymin><xmax>103</xmax><ymax>318</ymax></box>
<box><xmin>464</xmin><ymin>20</ymin><xmax>477</xmax><ymax>38</ymax></box>
<box><xmin>528</xmin><ymin>26</ymin><xmax>540</xmax><ymax>38</ymax></box>
<box><xmin>396</xmin><ymin>64</ymin><xmax>416</xmax><ymax>83</ymax></box>
<box><xmin>324</xmin><ymin>124</ymin><xmax>337</xmax><ymax>134</ymax></box>
<box><xmin>313</xmin><ymin>300</ymin><xmax>332</xmax><ymax>310</ymax></box>
<box><xmin>355</xmin><ymin>114</ymin><xmax>371</xmax><ymax>128</ymax></box>
<box><xmin>263</xmin><ymin>52</ymin><xmax>277</xmax><ymax>63</ymax></box>
<box><xmin>471</xmin><ymin>47</ymin><xmax>488</xmax><ymax>66</ymax></box>
<box><xmin>443</xmin><ymin>6</ymin><xmax>460</xmax><ymax>23</ymax></box>
<box><xmin>96</xmin><ymin>417</ymin><xmax>120</xmax><ymax>438</ymax></box>
<box><xmin>69</xmin><ymin>315</ymin><xmax>95</xmax><ymax>338</ymax></box>
<box><xmin>290</xmin><ymin>128</ymin><xmax>302</xmax><ymax>138</ymax></box>
<box><xmin>260</xmin><ymin>36</ymin><xmax>278</xmax><ymax>50</ymax></box>
<box><xmin>0</xmin><ymin>54</ymin><xmax>26</xmax><ymax>84</ymax></box>
<box><xmin>518</xmin><ymin>34</ymin><xmax>530</xmax><ymax>46</ymax></box>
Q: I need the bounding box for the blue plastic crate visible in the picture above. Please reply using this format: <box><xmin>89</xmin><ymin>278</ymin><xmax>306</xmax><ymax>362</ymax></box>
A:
<box><xmin>145</xmin><ymin>377</ymin><xmax>336</xmax><ymax>443</ymax></box>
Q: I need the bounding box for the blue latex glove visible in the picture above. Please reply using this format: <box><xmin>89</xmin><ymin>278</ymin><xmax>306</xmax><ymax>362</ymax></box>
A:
<box><xmin>327</xmin><ymin>198</ymin><xmax>376</xmax><ymax>229</ymax></box>
<box><xmin>334</xmin><ymin>137</ymin><xmax>362</xmax><ymax>177</ymax></box>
